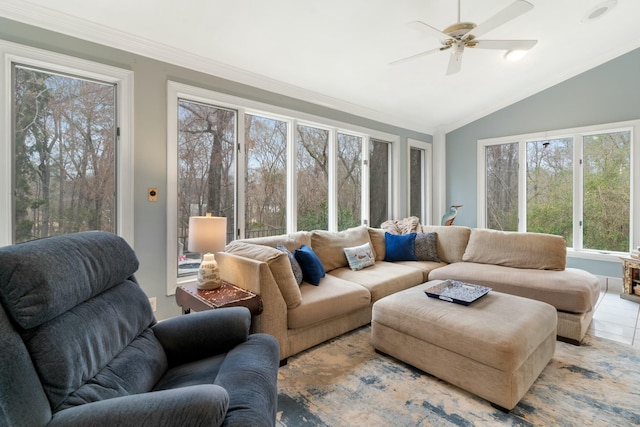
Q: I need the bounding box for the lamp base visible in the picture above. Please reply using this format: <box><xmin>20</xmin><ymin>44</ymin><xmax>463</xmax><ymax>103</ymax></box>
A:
<box><xmin>197</xmin><ymin>253</ymin><xmax>221</xmax><ymax>290</ymax></box>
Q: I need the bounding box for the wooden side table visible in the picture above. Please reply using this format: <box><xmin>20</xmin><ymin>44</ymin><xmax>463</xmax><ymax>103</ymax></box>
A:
<box><xmin>175</xmin><ymin>281</ymin><xmax>263</xmax><ymax>315</ymax></box>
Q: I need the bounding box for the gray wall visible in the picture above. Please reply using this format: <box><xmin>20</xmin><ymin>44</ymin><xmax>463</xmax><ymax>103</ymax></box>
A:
<box><xmin>0</xmin><ymin>18</ymin><xmax>431</xmax><ymax>320</ymax></box>
<box><xmin>445</xmin><ymin>47</ymin><xmax>640</xmax><ymax>277</ymax></box>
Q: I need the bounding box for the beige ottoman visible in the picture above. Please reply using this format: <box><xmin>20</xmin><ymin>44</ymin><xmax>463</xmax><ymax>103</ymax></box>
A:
<box><xmin>371</xmin><ymin>280</ymin><xmax>557</xmax><ymax>411</ymax></box>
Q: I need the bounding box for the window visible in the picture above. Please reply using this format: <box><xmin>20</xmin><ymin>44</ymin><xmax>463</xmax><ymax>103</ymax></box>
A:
<box><xmin>296</xmin><ymin>124</ymin><xmax>329</xmax><ymax>231</ymax></box>
<box><xmin>176</xmin><ymin>99</ymin><xmax>236</xmax><ymax>275</ymax></box>
<box><xmin>167</xmin><ymin>82</ymin><xmax>400</xmax><ymax>292</ymax></box>
<box><xmin>478</xmin><ymin>121</ymin><xmax>638</xmax><ymax>256</ymax></box>
<box><xmin>369</xmin><ymin>139</ymin><xmax>391</xmax><ymax>228</ymax></box>
<box><xmin>337</xmin><ymin>133</ymin><xmax>363</xmax><ymax>231</ymax></box>
<box><xmin>245</xmin><ymin>114</ymin><xmax>287</xmax><ymax>237</ymax></box>
<box><xmin>408</xmin><ymin>139</ymin><xmax>432</xmax><ymax>224</ymax></box>
<box><xmin>0</xmin><ymin>41</ymin><xmax>133</xmax><ymax>247</ymax></box>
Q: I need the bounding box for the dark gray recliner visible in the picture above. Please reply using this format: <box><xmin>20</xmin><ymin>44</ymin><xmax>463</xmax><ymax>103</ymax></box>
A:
<box><xmin>0</xmin><ymin>231</ymin><xmax>279</xmax><ymax>427</ymax></box>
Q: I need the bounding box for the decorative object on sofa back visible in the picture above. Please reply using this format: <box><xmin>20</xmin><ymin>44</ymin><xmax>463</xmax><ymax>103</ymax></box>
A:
<box><xmin>441</xmin><ymin>204</ymin><xmax>463</xmax><ymax>226</ymax></box>
<box><xmin>0</xmin><ymin>231</ymin><xmax>279</xmax><ymax>427</ymax></box>
<box><xmin>188</xmin><ymin>214</ymin><xmax>227</xmax><ymax>289</ymax></box>
<box><xmin>380</xmin><ymin>216</ymin><xmax>421</xmax><ymax>235</ymax></box>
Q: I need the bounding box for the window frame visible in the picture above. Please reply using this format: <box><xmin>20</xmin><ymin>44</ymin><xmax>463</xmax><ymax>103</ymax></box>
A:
<box><xmin>166</xmin><ymin>81</ymin><xmax>400</xmax><ymax>294</ymax></box>
<box><xmin>0</xmin><ymin>40</ymin><xmax>134</xmax><ymax>247</ymax></box>
<box><xmin>477</xmin><ymin>119</ymin><xmax>640</xmax><ymax>261</ymax></box>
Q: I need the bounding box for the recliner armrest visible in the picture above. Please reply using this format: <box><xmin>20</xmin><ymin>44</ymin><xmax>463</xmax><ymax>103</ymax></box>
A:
<box><xmin>47</xmin><ymin>384</ymin><xmax>229</xmax><ymax>427</ymax></box>
<box><xmin>152</xmin><ymin>306</ymin><xmax>250</xmax><ymax>367</ymax></box>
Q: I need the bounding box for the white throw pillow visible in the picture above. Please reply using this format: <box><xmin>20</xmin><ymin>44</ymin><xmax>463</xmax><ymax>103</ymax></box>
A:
<box><xmin>343</xmin><ymin>242</ymin><xmax>375</xmax><ymax>271</ymax></box>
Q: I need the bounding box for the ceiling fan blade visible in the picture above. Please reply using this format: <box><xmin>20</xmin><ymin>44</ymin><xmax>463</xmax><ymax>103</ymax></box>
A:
<box><xmin>408</xmin><ymin>20</ymin><xmax>451</xmax><ymax>41</ymax></box>
<box><xmin>468</xmin><ymin>0</ymin><xmax>534</xmax><ymax>40</ymax></box>
<box><xmin>473</xmin><ymin>39</ymin><xmax>537</xmax><ymax>50</ymax></box>
<box><xmin>446</xmin><ymin>50</ymin><xmax>463</xmax><ymax>75</ymax></box>
<box><xmin>389</xmin><ymin>46</ymin><xmax>445</xmax><ymax>65</ymax></box>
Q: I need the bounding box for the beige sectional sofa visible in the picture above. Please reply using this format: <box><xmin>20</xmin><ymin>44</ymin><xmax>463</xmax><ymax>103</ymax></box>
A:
<box><xmin>216</xmin><ymin>225</ymin><xmax>600</xmax><ymax>362</ymax></box>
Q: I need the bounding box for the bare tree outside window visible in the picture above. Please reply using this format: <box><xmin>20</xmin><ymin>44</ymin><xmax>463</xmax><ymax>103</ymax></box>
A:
<box><xmin>409</xmin><ymin>147</ymin><xmax>423</xmax><ymax>219</ymax></box>
<box><xmin>177</xmin><ymin>99</ymin><xmax>235</xmax><ymax>275</ymax></box>
<box><xmin>296</xmin><ymin>125</ymin><xmax>329</xmax><ymax>231</ymax></box>
<box><xmin>12</xmin><ymin>65</ymin><xmax>116</xmax><ymax>243</ymax></box>
<box><xmin>337</xmin><ymin>133</ymin><xmax>362</xmax><ymax>230</ymax></box>
<box><xmin>245</xmin><ymin>114</ymin><xmax>287</xmax><ymax>237</ymax></box>
<box><xmin>369</xmin><ymin>139</ymin><xmax>390</xmax><ymax>228</ymax></box>
<box><xmin>486</xmin><ymin>143</ymin><xmax>518</xmax><ymax>231</ymax></box>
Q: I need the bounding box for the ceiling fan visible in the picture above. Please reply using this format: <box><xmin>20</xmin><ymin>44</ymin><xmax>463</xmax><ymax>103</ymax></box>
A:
<box><xmin>392</xmin><ymin>0</ymin><xmax>538</xmax><ymax>75</ymax></box>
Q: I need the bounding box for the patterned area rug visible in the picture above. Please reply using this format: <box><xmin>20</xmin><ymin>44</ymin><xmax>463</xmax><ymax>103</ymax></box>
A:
<box><xmin>276</xmin><ymin>326</ymin><xmax>640</xmax><ymax>427</ymax></box>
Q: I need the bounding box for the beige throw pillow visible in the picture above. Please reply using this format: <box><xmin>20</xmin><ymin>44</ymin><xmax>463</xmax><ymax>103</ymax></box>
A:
<box><xmin>462</xmin><ymin>228</ymin><xmax>566</xmax><ymax>270</ymax></box>
<box><xmin>311</xmin><ymin>226</ymin><xmax>372</xmax><ymax>272</ymax></box>
<box><xmin>225</xmin><ymin>241</ymin><xmax>302</xmax><ymax>308</ymax></box>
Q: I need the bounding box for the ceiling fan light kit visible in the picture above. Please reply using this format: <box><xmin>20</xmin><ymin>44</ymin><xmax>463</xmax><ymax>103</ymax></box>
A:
<box><xmin>504</xmin><ymin>50</ymin><xmax>529</xmax><ymax>61</ymax></box>
<box><xmin>392</xmin><ymin>0</ymin><xmax>538</xmax><ymax>74</ymax></box>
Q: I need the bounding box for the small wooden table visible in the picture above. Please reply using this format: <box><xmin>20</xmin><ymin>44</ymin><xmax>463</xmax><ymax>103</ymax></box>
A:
<box><xmin>175</xmin><ymin>281</ymin><xmax>263</xmax><ymax>315</ymax></box>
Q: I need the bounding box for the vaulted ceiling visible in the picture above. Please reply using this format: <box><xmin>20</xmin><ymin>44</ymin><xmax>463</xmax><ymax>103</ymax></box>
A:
<box><xmin>1</xmin><ymin>0</ymin><xmax>639</xmax><ymax>134</ymax></box>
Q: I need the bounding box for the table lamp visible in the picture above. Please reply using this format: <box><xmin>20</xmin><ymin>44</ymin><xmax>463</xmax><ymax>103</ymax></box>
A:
<box><xmin>188</xmin><ymin>214</ymin><xmax>227</xmax><ymax>290</ymax></box>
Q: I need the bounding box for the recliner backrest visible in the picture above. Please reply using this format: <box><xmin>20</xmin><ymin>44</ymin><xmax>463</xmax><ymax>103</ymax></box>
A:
<box><xmin>0</xmin><ymin>232</ymin><xmax>166</xmax><ymax>424</ymax></box>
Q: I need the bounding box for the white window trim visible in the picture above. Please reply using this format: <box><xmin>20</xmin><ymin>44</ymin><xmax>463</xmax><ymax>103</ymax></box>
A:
<box><xmin>0</xmin><ymin>40</ymin><xmax>134</xmax><ymax>247</ymax></box>
<box><xmin>166</xmin><ymin>80</ymin><xmax>399</xmax><ymax>294</ymax></box>
<box><xmin>407</xmin><ymin>138</ymin><xmax>433</xmax><ymax>225</ymax></box>
<box><xmin>477</xmin><ymin>119</ymin><xmax>640</xmax><ymax>261</ymax></box>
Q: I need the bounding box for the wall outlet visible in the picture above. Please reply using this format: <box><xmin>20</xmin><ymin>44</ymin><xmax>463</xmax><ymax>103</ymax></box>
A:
<box><xmin>148</xmin><ymin>187</ymin><xmax>158</xmax><ymax>202</ymax></box>
<box><xmin>149</xmin><ymin>297</ymin><xmax>157</xmax><ymax>312</ymax></box>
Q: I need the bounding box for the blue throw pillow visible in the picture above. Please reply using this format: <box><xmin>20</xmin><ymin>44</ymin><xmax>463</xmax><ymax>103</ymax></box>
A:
<box><xmin>384</xmin><ymin>232</ymin><xmax>418</xmax><ymax>262</ymax></box>
<box><xmin>294</xmin><ymin>245</ymin><xmax>326</xmax><ymax>285</ymax></box>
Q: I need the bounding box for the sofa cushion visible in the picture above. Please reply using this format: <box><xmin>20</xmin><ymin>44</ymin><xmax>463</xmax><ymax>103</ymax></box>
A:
<box><xmin>462</xmin><ymin>228</ymin><xmax>566</xmax><ymax>270</ymax></box>
<box><xmin>428</xmin><ymin>262</ymin><xmax>599</xmax><ymax>313</ymax></box>
<box><xmin>420</xmin><ymin>225</ymin><xmax>471</xmax><ymax>264</ymax></box>
<box><xmin>237</xmin><ymin>231</ymin><xmax>312</xmax><ymax>253</ymax></box>
<box><xmin>368</xmin><ymin>228</ymin><xmax>386</xmax><ymax>261</ymax></box>
<box><xmin>287</xmin><ymin>276</ymin><xmax>371</xmax><ymax>329</ymax></box>
<box><xmin>294</xmin><ymin>245</ymin><xmax>326</xmax><ymax>286</ymax></box>
<box><xmin>276</xmin><ymin>243</ymin><xmax>303</xmax><ymax>285</ymax></box>
<box><xmin>329</xmin><ymin>262</ymin><xmax>424</xmax><ymax>302</ymax></box>
<box><xmin>225</xmin><ymin>241</ymin><xmax>302</xmax><ymax>308</ymax></box>
<box><xmin>414</xmin><ymin>232</ymin><xmax>440</xmax><ymax>262</ymax></box>
<box><xmin>384</xmin><ymin>232</ymin><xmax>418</xmax><ymax>262</ymax></box>
<box><xmin>311</xmin><ymin>226</ymin><xmax>372</xmax><ymax>272</ymax></box>
<box><xmin>394</xmin><ymin>260</ymin><xmax>446</xmax><ymax>282</ymax></box>
<box><xmin>344</xmin><ymin>242</ymin><xmax>375</xmax><ymax>271</ymax></box>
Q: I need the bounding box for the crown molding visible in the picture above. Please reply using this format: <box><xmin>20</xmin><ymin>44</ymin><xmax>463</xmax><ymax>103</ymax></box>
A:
<box><xmin>0</xmin><ymin>0</ymin><xmax>433</xmax><ymax>135</ymax></box>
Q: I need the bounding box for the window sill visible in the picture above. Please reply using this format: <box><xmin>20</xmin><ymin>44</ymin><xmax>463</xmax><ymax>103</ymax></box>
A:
<box><xmin>567</xmin><ymin>249</ymin><xmax>625</xmax><ymax>263</ymax></box>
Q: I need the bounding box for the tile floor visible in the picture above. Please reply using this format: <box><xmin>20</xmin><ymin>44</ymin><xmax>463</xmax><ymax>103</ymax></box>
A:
<box><xmin>589</xmin><ymin>277</ymin><xmax>640</xmax><ymax>348</ymax></box>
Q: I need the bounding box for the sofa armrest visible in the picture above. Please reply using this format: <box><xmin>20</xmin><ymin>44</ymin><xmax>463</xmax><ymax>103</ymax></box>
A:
<box><xmin>152</xmin><ymin>307</ymin><xmax>250</xmax><ymax>367</ymax></box>
<box><xmin>217</xmin><ymin>252</ymin><xmax>290</xmax><ymax>359</ymax></box>
<box><xmin>48</xmin><ymin>385</ymin><xmax>229</xmax><ymax>427</ymax></box>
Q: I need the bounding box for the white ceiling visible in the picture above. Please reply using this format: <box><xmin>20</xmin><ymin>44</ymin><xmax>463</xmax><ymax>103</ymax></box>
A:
<box><xmin>1</xmin><ymin>0</ymin><xmax>639</xmax><ymax>134</ymax></box>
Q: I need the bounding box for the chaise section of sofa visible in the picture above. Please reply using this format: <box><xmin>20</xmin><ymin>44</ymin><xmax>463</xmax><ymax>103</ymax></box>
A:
<box><xmin>427</xmin><ymin>227</ymin><xmax>600</xmax><ymax>344</ymax></box>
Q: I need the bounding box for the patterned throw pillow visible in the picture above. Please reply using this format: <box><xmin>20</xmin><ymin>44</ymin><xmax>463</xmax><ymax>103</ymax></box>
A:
<box><xmin>414</xmin><ymin>232</ymin><xmax>440</xmax><ymax>262</ymax></box>
<box><xmin>343</xmin><ymin>242</ymin><xmax>375</xmax><ymax>271</ymax></box>
<box><xmin>276</xmin><ymin>243</ymin><xmax>304</xmax><ymax>285</ymax></box>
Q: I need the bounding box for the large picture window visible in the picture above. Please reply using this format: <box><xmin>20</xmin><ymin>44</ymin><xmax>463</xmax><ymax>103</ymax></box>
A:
<box><xmin>478</xmin><ymin>121</ymin><xmax>638</xmax><ymax>256</ymax></box>
<box><xmin>0</xmin><ymin>41</ymin><xmax>133</xmax><ymax>247</ymax></box>
<box><xmin>167</xmin><ymin>82</ymin><xmax>400</xmax><ymax>291</ymax></box>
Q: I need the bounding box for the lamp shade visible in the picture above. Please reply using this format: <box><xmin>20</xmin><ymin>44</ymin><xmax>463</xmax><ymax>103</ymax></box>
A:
<box><xmin>188</xmin><ymin>215</ymin><xmax>227</xmax><ymax>254</ymax></box>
